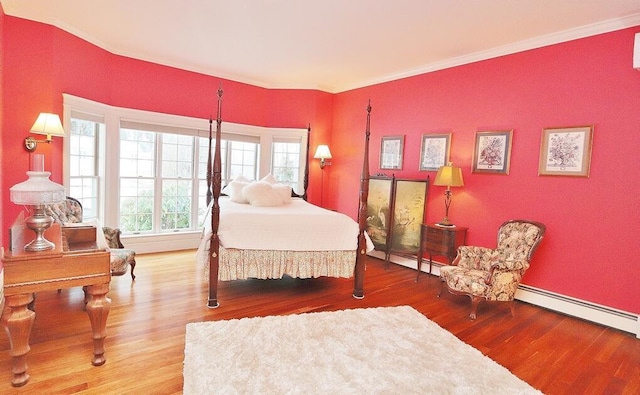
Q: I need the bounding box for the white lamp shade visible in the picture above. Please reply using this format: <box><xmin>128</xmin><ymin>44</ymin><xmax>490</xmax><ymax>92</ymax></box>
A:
<box><xmin>30</xmin><ymin>113</ymin><xmax>65</xmax><ymax>139</ymax></box>
<box><xmin>313</xmin><ymin>144</ymin><xmax>332</xmax><ymax>159</ymax></box>
<box><xmin>10</xmin><ymin>171</ymin><xmax>66</xmax><ymax>205</ymax></box>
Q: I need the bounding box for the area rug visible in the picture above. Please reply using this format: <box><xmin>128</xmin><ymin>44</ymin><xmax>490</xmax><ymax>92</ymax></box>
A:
<box><xmin>183</xmin><ymin>306</ymin><xmax>541</xmax><ymax>394</ymax></box>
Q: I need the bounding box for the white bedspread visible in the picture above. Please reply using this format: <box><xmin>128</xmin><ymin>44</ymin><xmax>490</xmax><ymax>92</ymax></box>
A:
<box><xmin>197</xmin><ymin>198</ymin><xmax>372</xmax><ymax>262</ymax></box>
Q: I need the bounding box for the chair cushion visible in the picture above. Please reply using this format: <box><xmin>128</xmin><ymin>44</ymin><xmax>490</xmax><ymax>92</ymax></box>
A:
<box><xmin>497</xmin><ymin>222</ymin><xmax>544</xmax><ymax>261</ymax></box>
<box><xmin>440</xmin><ymin>266</ymin><xmax>490</xmax><ymax>297</ymax></box>
<box><xmin>109</xmin><ymin>248</ymin><xmax>135</xmax><ymax>276</ymax></box>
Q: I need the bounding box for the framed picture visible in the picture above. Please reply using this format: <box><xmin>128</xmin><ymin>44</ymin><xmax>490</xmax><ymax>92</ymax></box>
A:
<box><xmin>472</xmin><ymin>130</ymin><xmax>513</xmax><ymax>174</ymax></box>
<box><xmin>365</xmin><ymin>176</ymin><xmax>394</xmax><ymax>251</ymax></box>
<box><xmin>380</xmin><ymin>135</ymin><xmax>404</xmax><ymax>170</ymax></box>
<box><xmin>419</xmin><ymin>133</ymin><xmax>451</xmax><ymax>171</ymax></box>
<box><xmin>538</xmin><ymin>125</ymin><xmax>594</xmax><ymax>177</ymax></box>
<box><xmin>389</xmin><ymin>179</ymin><xmax>429</xmax><ymax>256</ymax></box>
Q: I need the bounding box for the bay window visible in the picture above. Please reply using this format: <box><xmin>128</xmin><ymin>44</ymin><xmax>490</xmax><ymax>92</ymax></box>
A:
<box><xmin>63</xmin><ymin>94</ymin><xmax>307</xmax><ymax>252</ymax></box>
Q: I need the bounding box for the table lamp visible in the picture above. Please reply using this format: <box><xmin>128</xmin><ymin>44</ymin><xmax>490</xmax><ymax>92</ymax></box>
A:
<box><xmin>433</xmin><ymin>162</ymin><xmax>464</xmax><ymax>227</ymax></box>
<box><xmin>10</xmin><ymin>153</ymin><xmax>66</xmax><ymax>251</ymax></box>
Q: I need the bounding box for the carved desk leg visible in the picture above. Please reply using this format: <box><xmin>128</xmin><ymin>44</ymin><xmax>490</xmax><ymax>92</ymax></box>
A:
<box><xmin>85</xmin><ymin>283</ymin><xmax>111</xmax><ymax>366</ymax></box>
<box><xmin>2</xmin><ymin>293</ymin><xmax>35</xmax><ymax>387</ymax></box>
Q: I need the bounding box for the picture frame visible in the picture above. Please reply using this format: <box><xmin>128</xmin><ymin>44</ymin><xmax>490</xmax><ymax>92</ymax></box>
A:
<box><xmin>365</xmin><ymin>176</ymin><xmax>430</xmax><ymax>261</ymax></box>
<box><xmin>365</xmin><ymin>176</ymin><xmax>394</xmax><ymax>251</ymax></box>
<box><xmin>419</xmin><ymin>133</ymin><xmax>451</xmax><ymax>171</ymax></box>
<box><xmin>379</xmin><ymin>135</ymin><xmax>404</xmax><ymax>170</ymax></box>
<box><xmin>389</xmin><ymin>178</ymin><xmax>429</xmax><ymax>256</ymax></box>
<box><xmin>472</xmin><ymin>130</ymin><xmax>513</xmax><ymax>175</ymax></box>
<box><xmin>538</xmin><ymin>125</ymin><xmax>594</xmax><ymax>177</ymax></box>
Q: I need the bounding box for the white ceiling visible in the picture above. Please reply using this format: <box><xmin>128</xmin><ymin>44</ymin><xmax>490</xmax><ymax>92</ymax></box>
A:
<box><xmin>3</xmin><ymin>0</ymin><xmax>640</xmax><ymax>93</ymax></box>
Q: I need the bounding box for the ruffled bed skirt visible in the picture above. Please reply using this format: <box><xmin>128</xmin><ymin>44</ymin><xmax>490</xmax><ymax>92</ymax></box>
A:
<box><xmin>203</xmin><ymin>246</ymin><xmax>357</xmax><ymax>281</ymax></box>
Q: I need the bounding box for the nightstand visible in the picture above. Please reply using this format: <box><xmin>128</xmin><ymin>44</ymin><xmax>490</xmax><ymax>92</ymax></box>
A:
<box><xmin>416</xmin><ymin>223</ymin><xmax>468</xmax><ymax>281</ymax></box>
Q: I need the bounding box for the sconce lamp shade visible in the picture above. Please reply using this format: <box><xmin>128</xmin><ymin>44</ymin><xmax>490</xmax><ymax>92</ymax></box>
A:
<box><xmin>434</xmin><ymin>163</ymin><xmax>464</xmax><ymax>187</ymax></box>
<box><xmin>24</xmin><ymin>113</ymin><xmax>65</xmax><ymax>152</ymax></box>
<box><xmin>313</xmin><ymin>145</ymin><xmax>332</xmax><ymax>160</ymax></box>
<box><xmin>314</xmin><ymin>144</ymin><xmax>332</xmax><ymax>170</ymax></box>
<box><xmin>30</xmin><ymin>113</ymin><xmax>65</xmax><ymax>139</ymax></box>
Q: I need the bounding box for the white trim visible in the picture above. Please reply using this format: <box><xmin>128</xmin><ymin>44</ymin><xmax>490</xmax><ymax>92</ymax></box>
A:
<box><xmin>122</xmin><ymin>232</ymin><xmax>202</xmax><ymax>255</ymax></box>
<box><xmin>374</xmin><ymin>251</ymin><xmax>640</xmax><ymax>338</ymax></box>
<box><xmin>62</xmin><ymin>93</ymin><xmax>308</xmax><ymax>232</ymax></box>
<box><xmin>340</xmin><ymin>14</ymin><xmax>640</xmax><ymax>93</ymax></box>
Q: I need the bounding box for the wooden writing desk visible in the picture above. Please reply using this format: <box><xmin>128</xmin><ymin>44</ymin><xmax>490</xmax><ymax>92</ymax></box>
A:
<box><xmin>1</xmin><ymin>222</ymin><xmax>111</xmax><ymax>387</ymax></box>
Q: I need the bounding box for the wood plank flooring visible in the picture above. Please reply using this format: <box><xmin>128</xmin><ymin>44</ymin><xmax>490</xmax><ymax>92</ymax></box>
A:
<box><xmin>0</xmin><ymin>250</ymin><xmax>638</xmax><ymax>394</ymax></box>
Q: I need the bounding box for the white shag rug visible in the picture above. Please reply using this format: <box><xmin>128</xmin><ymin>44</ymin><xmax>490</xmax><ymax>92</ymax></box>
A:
<box><xmin>183</xmin><ymin>306</ymin><xmax>541</xmax><ymax>394</ymax></box>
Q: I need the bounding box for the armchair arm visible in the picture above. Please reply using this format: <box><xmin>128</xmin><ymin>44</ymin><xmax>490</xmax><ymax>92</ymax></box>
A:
<box><xmin>491</xmin><ymin>259</ymin><xmax>530</xmax><ymax>272</ymax></box>
<box><xmin>102</xmin><ymin>226</ymin><xmax>125</xmax><ymax>249</ymax></box>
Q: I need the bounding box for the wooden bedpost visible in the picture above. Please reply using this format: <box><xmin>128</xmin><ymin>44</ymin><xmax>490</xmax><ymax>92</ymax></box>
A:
<box><xmin>205</xmin><ymin>116</ymin><xmax>213</xmax><ymax>206</ymax></box>
<box><xmin>208</xmin><ymin>87</ymin><xmax>223</xmax><ymax>308</ymax></box>
<box><xmin>302</xmin><ymin>124</ymin><xmax>310</xmax><ymax>201</ymax></box>
<box><xmin>353</xmin><ymin>101</ymin><xmax>371</xmax><ymax>299</ymax></box>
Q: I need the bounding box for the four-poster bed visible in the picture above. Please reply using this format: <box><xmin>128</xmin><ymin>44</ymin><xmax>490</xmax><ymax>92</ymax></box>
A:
<box><xmin>199</xmin><ymin>88</ymin><xmax>372</xmax><ymax>308</ymax></box>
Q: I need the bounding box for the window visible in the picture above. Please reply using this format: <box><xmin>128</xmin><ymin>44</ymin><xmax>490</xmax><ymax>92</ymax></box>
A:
<box><xmin>272</xmin><ymin>139</ymin><xmax>301</xmax><ymax>192</ymax></box>
<box><xmin>119</xmin><ymin>128</ymin><xmax>157</xmax><ymax>233</ymax></box>
<box><xmin>63</xmin><ymin>94</ymin><xmax>308</xmax><ymax>248</ymax></box>
<box><xmin>68</xmin><ymin>112</ymin><xmax>103</xmax><ymax>221</ymax></box>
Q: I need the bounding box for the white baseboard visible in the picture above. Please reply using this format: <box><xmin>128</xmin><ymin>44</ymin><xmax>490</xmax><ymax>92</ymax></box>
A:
<box><xmin>370</xmin><ymin>251</ymin><xmax>640</xmax><ymax>338</ymax></box>
<box><xmin>121</xmin><ymin>231</ymin><xmax>201</xmax><ymax>254</ymax></box>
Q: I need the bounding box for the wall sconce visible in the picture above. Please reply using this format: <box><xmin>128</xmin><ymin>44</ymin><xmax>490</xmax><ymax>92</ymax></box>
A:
<box><xmin>313</xmin><ymin>145</ymin><xmax>332</xmax><ymax>169</ymax></box>
<box><xmin>24</xmin><ymin>112</ymin><xmax>66</xmax><ymax>152</ymax></box>
<box><xmin>9</xmin><ymin>153</ymin><xmax>66</xmax><ymax>251</ymax></box>
<box><xmin>433</xmin><ymin>162</ymin><xmax>464</xmax><ymax>227</ymax></box>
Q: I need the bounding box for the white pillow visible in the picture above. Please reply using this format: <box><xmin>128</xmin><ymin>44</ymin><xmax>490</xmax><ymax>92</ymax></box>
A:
<box><xmin>220</xmin><ymin>175</ymin><xmax>253</xmax><ymax>203</ymax></box>
<box><xmin>260</xmin><ymin>173</ymin><xmax>278</xmax><ymax>185</ymax></box>
<box><xmin>273</xmin><ymin>183</ymin><xmax>292</xmax><ymax>203</ymax></box>
<box><xmin>242</xmin><ymin>181</ymin><xmax>284</xmax><ymax>207</ymax></box>
<box><xmin>226</xmin><ymin>181</ymin><xmax>250</xmax><ymax>203</ymax></box>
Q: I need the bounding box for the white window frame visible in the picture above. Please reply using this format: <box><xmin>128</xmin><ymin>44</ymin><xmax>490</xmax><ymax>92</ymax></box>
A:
<box><xmin>62</xmin><ymin>93</ymin><xmax>308</xmax><ymax>253</ymax></box>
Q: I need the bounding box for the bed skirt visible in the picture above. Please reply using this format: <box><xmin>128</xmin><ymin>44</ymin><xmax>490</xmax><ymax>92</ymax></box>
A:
<box><xmin>202</xmin><ymin>246</ymin><xmax>357</xmax><ymax>281</ymax></box>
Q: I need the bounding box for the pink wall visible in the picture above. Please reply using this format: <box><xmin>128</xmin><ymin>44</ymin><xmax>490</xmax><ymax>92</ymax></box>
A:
<box><xmin>1</xmin><ymin>11</ymin><xmax>639</xmax><ymax>314</ymax></box>
<box><xmin>330</xmin><ymin>27</ymin><xmax>640</xmax><ymax>314</ymax></box>
<box><xmin>0</xmin><ymin>14</ymin><xmax>331</xmax><ymax>236</ymax></box>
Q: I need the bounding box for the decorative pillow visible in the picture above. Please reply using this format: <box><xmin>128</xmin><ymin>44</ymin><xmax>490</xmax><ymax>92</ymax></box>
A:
<box><xmin>273</xmin><ymin>183</ymin><xmax>292</xmax><ymax>203</ymax></box>
<box><xmin>242</xmin><ymin>181</ymin><xmax>284</xmax><ymax>207</ymax></box>
<box><xmin>260</xmin><ymin>173</ymin><xmax>278</xmax><ymax>185</ymax></box>
<box><xmin>222</xmin><ymin>175</ymin><xmax>252</xmax><ymax>203</ymax></box>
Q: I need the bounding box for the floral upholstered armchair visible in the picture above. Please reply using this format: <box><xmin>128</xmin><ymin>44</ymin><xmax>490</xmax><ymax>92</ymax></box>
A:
<box><xmin>45</xmin><ymin>197</ymin><xmax>136</xmax><ymax>280</ymax></box>
<box><xmin>438</xmin><ymin>219</ymin><xmax>545</xmax><ymax>320</ymax></box>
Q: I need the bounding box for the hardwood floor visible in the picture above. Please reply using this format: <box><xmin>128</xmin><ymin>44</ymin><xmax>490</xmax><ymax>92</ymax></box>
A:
<box><xmin>0</xmin><ymin>250</ymin><xmax>638</xmax><ymax>394</ymax></box>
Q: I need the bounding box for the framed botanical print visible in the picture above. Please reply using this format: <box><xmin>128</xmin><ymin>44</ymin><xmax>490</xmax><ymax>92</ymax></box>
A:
<box><xmin>472</xmin><ymin>130</ymin><xmax>513</xmax><ymax>174</ymax></box>
<box><xmin>380</xmin><ymin>135</ymin><xmax>404</xmax><ymax>170</ymax></box>
<box><xmin>419</xmin><ymin>133</ymin><xmax>451</xmax><ymax>171</ymax></box>
<box><xmin>538</xmin><ymin>125</ymin><xmax>594</xmax><ymax>177</ymax></box>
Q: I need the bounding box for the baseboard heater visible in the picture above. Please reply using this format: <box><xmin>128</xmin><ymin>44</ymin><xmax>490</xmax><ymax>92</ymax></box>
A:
<box><xmin>516</xmin><ymin>284</ymin><xmax>639</xmax><ymax>338</ymax></box>
<box><xmin>372</xmin><ymin>251</ymin><xmax>640</xmax><ymax>338</ymax></box>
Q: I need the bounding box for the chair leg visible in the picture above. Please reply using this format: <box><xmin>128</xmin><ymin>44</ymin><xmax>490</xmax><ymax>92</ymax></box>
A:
<box><xmin>509</xmin><ymin>301</ymin><xmax>516</xmax><ymax>317</ymax></box>
<box><xmin>130</xmin><ymin>259</ymin><xmax>136</xmax><ymax>281</ymax></box>
<box><xmin>437</xmin><ymin>279</ymin><xmax>446</xmax><ymax>297</ymax></box>
<box><xmin>469</xmin><ymin>296</ymin><xmax>482</xmax><ymax>320</ymax></box>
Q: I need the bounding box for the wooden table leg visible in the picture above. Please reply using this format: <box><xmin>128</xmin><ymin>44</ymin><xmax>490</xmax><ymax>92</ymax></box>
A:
<box><xmin>85</xmin><ymin>283</ymin><xmax>111</xmax><ymax>366</ymax></box>
<box><xmin>2</xmin><ymin>293</ymin><xmax>35</xmax><ymax>387</ymax></box>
